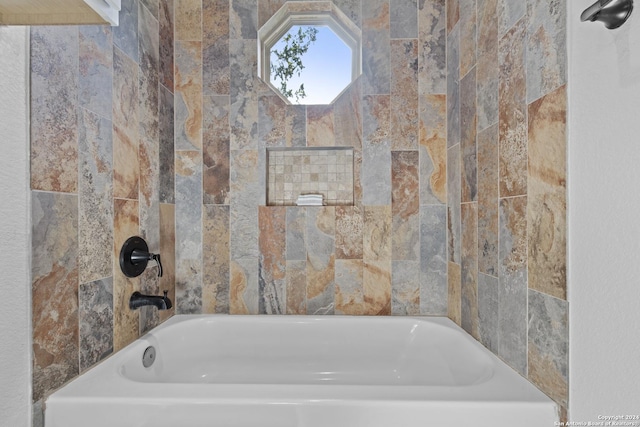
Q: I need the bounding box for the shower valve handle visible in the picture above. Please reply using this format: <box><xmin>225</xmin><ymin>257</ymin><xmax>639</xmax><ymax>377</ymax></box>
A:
<box><xmin>131</xmin><ymin>250</ymin><xmax>163</xmax><ymax>278</ymax></box>
<box><xmin>119</xmin><ymin>236</ymin><xmax>163</xmax><ymax>278</ymax></box>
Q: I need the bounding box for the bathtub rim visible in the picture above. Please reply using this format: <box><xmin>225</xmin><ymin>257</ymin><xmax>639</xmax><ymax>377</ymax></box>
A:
<box><xmin>45</xmin><ymin>314</ymin><xmax>557</xmax><ymax>406</ymax></box>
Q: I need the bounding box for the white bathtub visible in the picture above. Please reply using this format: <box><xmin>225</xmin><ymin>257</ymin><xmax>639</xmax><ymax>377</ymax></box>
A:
<box><xmin>45</xmin><ymin>315</ymin><xmax>558</xmax><ymax>427</ymax></box>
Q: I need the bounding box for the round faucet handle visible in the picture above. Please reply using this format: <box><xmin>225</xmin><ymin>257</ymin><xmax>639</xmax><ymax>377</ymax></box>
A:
<box><xmin>119</xmin><ymin>236</ymin><xmax>163</xmax><ymax>278</ymax></box>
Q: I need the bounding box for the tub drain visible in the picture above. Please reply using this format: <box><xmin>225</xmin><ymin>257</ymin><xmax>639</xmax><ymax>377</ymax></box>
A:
<box><xmin>142</xmin><ymin>346</ymin><xmax>156</xmax><ymax>368</ymax></box>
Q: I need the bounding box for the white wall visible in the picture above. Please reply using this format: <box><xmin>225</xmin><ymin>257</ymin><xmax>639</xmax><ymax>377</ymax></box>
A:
<box><xmin>0</xmin><ymin>26</ymin><xmax>31</xmax><ymax>427</ymax></box>
<box><xmin>568</xmin><ymin>2</ymin><xmax>640</xmax><ymax>420</ymax></box>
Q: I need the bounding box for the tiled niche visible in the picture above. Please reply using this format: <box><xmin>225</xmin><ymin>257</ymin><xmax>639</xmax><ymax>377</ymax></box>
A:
<box><xmin>266</xmin><ymin>147</ymin><xmax>354</xmax><ymax>206</ymax></box>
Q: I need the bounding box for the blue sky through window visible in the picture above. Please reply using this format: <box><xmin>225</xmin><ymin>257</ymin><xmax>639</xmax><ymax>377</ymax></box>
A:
<box><xmin>270</xmin><ymin>25</ymin><xmax>352</xmax><ymax>105</ymax></box>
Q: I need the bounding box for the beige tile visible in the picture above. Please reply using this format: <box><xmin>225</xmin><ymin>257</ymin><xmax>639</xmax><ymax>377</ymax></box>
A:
<box><xmin>419</xmin><ymin>94</ymin><xmax>447</xmax><ymax>204</ymax></box>
<box><xmin>477</xmin><ymin>123</ymin><xmax>499</xmax><ymax>276</ymax></box>
<box><xmin>31</xmin><ymin>192</ymin><xmax>79</xmax><ymax>402</ymax></box>
<box><xmin>203</xmin><ymin>205</ymin><xmax>229</xmax><ymax>314</ymax></box>
<box><xmin>335</xmin><ymin>259</ymin><xmax>365</xmax><ymax>315</ymax></box>
<box><xmin>498</xmin><ymin>18</ymin><xmax>527</xmax><ymax>198</ymax></box>
<box><xmin>203</xmin><ymin>0</ymin><xmax>230</xmax><ymax>95</ymax></box>
<box><xmin>364</xmin><ymin>206</ymin><xmax>392</xmax><ymax>262</ymax></box>
<box><xmin>448</xmin><ymin>261</ymin><xmax>462</xmax><ymax>326</ymax></box>
<box><xmin>175</xmin><ymin>0</ymin><xmax>202</xmax><ymax>41</ymax></box>
<box><xmin>229</xmin><ymin>259</ymin><xmax>258</xmax><ymax>314</ymax></box>
<box><xmin>391</xmin><ymin>39</ymin><xmax>419</xmax><ymax>150</ymax></box>
<box><xmin>203</xmin><ymin>96</ymin><xmax>230</xmax><ymax>204</ymax></box>
<box><xmin>159</xmin><ymin>204</ymin><xmax>176</xmax><ymax>322</ymax></box>
<box><xmin>527</xmin><ymin>85</ymin><xmax>567</xmax><ymax>300</ymax></box>
<box><xmin>459</xmin><ymin>0</ymin><xmax>477</xmax><ymax>78</ymax></box>
<box><xmin>447</xmin><ymin>0</ymin><xmax>460</xmax><ymax>32</ymax></box>
<box><xmin>363</xmin><ymin>260</ymin><xmax>392</xmax><ymax>315</ymax></box>
<box><xmin>30</xmin><ymin>27</ymin><xmax>79</xmax><ymax>194</ymax></box>
<box><xmin>461</xmin><ymin>202</ymin><xmax>479</xmax><ymax>339</ymax></box>
<box><xmin>335</xmin><ymin>206</ymin><xmax>364</xmax><ymax>259</ymax></box>
<box><xmin>307</xmin><ymin>105</ymin><xmax>336</xmax><ymax>147</ymax></box>
<box><xmin>306</xmin><ymin>207</ymin><xmax>336</xmax><ymax>314</ymax></box>
<box><xmin>113</xmin><ymin>198</ymin><xmax>140</xmax><ymax>352</ymax></box>
<box><xmin>286</xmin><ymin>260</ymin><xmax>307</xmax><ymax>314</ymax></box>
<box><xmin>528</xmin><ymin>290</ymin><xmax>568</xmax><ymax>408</ymax></box>
<box><xmin>258</xmin><ymin>206</ymin><xmax>286</xmax><ymax>314</ymax></box>
<box><xmin>175</xmin><ymin>41</ymin><xmax>203</xmax><ymax>150</ymax></box>
<box><xmin>113</xmin><ymin>47</ymin><xmax>140</xmax><ymax>200</ymax></box>
<box><xmin>392</xmin><ymin>151</ymin><xmax>420</xmax><ymax>261</ymax></box>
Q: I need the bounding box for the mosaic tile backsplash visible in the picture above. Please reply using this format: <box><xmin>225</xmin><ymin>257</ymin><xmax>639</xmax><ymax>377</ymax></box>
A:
<box><xmin>267</xmin><ymin>148</ymin><xmax>354</xmax><ymax>206</ymax></box>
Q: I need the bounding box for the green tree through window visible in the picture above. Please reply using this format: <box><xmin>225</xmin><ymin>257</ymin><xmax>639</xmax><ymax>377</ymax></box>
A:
<box><xmin>270</xmin><ymin>26</ymin><xmax>319</xmax><ymax>103</ymax></box>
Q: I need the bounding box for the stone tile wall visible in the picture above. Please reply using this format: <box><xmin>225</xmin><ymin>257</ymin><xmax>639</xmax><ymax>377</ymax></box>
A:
<box><xmin>446</xmin><ymin>0</ymin><xmax>569</xmax><ymax>416</ymax></box>
<box><xmin>30</xmin><ymin>0</ymin><xmax>175</xmax><ymax>419</ymax></box>
<box><xmin>173</xmin><ymin>0</ymin><xmax>448</xmax><ymax>318</ymax></box>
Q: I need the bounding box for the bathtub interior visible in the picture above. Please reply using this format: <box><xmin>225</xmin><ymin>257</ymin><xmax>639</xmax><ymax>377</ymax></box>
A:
<box><xmin>118</xmin><ymin>316</ymin><xmax>495</xmax><ymax>387</ymax></box>
<box><xmin>45</xmin><ymin>315</ymin><xmax>559</xmax><ymax>427</ymax></box>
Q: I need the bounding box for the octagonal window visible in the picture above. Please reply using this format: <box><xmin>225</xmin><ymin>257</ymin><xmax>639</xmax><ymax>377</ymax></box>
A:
<box><xmin>258</xmin><ymin>2</ymin><xmax>362</xmax><ymax>105</ymax></box>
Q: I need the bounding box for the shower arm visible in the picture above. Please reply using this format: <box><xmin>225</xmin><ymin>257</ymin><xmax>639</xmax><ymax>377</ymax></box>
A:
<box><xmin>581</xmin><ymin>0</ymin><xmax>613</xmax><ymax>21</ymax></box>
<box><xmin>580</xmin><ymin>0</ymin><xmax>633</xmax><ymax>29</ymax></box>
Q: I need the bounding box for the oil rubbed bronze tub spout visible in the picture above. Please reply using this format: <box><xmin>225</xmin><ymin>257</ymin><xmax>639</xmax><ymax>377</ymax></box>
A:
<box><xmin>129</xmin><ymin>291</ymin><xmax>173</xmax><ymax>310</ymax></box>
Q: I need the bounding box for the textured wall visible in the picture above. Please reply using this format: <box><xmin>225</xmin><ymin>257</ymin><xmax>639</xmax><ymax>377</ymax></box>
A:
<box><xmin>172</xmin><ymin>0</ymin><xmax>449</xmax><ymax>317</ymax></box>
<box><xmin>29</xmin><ymin>0</ymin><xmax>176</xmax><ymax>419</ymax></box>
<box><xmin>446</xmin><ymin>0</ymin><xmax>568</xmax><ymax>416</ymax></box>
<box><xmin>0</xmin><ymin>25</ymin><xmax>31</xmax><ymax>427</ymax></box>
<box><xmin>567</xmin><ymin>5</ymin><xmax>640</xmax><ymax>420</ymax></box>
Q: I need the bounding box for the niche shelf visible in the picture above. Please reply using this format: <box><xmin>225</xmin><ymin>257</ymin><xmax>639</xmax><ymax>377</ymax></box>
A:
<box><xmin>266</xmin><ymin>147</ymin><xmax>354</xmax><ymax>206</ymax></box>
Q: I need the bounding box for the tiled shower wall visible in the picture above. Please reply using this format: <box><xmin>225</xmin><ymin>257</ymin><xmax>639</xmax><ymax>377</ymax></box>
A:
<box><xmin>28</xmin><ymin>0</ymin><xmax>569</xmax><ymax>422</ymax></box>
<box><xmin>172</xmin><ymin>0</ymin><xmax>449</xmax><ymax>316</ymax></box>
<box><xmin>30</xmin><ymin>0</ymin><xmax>176</xmax><ymax>419</ymax></box>
<box><xmin>445</xmin><ymin>0</ymin><xmax>568</xmax><ymax>416</ymax></box>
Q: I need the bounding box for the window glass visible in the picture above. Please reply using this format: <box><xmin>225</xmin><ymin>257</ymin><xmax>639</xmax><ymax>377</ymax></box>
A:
<box><xmin>269</xmin><ymin>25</ymin><xmax>352</xmax><ymax>105</ymax></box>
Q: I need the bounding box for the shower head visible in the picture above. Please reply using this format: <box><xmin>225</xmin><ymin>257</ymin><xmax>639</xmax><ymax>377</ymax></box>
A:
<box><xmin>580</xmin><ymin>0</ymin><xmax>633</xmax><ymax>29</ymax></box>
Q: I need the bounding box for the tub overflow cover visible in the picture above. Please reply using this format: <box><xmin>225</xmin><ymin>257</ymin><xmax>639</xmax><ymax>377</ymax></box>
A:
<box><xmin>142</xmin><ymin>346</ymin><xmax>156</xmax><ymax>368</ymax></box>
